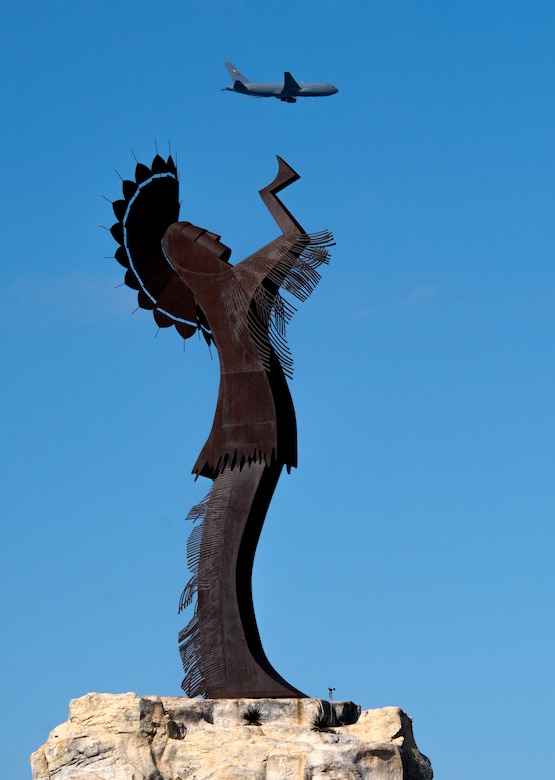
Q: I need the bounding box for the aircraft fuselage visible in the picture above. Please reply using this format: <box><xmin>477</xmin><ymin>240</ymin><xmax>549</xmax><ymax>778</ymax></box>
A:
<box><xmin>223</xmin><ymin>63</ymin><xmax>338</xmax><ymax>103</ymax></box>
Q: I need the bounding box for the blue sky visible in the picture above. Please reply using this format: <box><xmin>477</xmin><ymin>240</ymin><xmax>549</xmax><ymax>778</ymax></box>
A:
<box><xmin>2</xmin><ymin>1</ymin><xmax>555</xmax><ymax>778</ymax></box>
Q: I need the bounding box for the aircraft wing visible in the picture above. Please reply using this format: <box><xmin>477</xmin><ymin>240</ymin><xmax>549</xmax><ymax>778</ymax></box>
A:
<box><xmin>283</xmin><ymin>72</ymin><xmax>300</xmax><ymax>92</ymax></box>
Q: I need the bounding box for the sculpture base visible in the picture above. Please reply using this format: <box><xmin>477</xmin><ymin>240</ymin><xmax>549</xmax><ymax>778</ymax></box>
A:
<box><xmin>30</xmin><ymin>692</ymin><xmax>433</xmax><ymax>779</ymax></box>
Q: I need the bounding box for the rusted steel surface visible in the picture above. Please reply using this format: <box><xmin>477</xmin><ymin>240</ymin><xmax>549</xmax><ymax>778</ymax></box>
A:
<box><xmin>109</xmin><ymin>154</ymin><xmax>332</xmax><ymax>698</ymax></box>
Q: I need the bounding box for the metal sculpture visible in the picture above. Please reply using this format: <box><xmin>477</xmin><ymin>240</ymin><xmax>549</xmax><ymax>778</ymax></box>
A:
<box><xmin>109</xmin><ymin>153</ymin><xmax>332</xmax><ymax>698</ymax></box>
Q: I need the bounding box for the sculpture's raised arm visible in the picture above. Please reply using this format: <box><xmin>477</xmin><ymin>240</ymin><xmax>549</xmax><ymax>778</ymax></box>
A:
<box><xmin>226</xmin><ymin>157</ymin><xmax>333</xmax><ymax>382</ymax></box>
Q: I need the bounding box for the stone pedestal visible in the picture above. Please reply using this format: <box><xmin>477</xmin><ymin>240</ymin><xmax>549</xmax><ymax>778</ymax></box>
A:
<box><xmin>30</xmin><ymin>692</ymin><xmax>433</xmax><ymax>779</ymax></box>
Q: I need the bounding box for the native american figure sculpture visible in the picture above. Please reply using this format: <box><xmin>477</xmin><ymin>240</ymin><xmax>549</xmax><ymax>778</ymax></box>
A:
<box><xmin>109</xmin><ymin>153</ymin><xmax>332</xmax><ymax>698</ymax></box>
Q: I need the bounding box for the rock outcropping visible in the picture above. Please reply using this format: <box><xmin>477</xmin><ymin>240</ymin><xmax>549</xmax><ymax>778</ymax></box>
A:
<box><xmin>31</xmin><ymin>692</ymin><xmax>433</xmax><ymax>779</ymax></box>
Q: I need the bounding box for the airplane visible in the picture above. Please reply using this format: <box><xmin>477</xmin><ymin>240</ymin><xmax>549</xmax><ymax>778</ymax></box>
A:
<box><xmin>222</xmin><ymin>62</ymin><xmax>338</xmax><ymax>103</ymax></box>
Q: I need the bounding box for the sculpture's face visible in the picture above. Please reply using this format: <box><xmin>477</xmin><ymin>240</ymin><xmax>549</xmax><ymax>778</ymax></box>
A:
<box><xmin>163</xmin><ymin>222</ymin><xmax>231</xmax><ymax>286</ymax></box>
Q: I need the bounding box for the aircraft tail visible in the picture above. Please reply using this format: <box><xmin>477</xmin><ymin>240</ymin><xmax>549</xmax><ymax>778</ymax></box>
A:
<box><xmin>225</xmin><ymin>62</ymin><xmax>249</xmax><ymax>85</ymax></box>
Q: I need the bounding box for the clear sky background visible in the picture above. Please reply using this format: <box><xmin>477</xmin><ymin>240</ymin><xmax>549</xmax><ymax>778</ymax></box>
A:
<box><xmin>2</xmin><ymin>1</ymin><xmax>554</xmax><ymax>778</ymax></box>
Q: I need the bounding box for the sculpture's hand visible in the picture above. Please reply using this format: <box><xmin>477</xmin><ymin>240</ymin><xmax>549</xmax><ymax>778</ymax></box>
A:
<box><xmin>258</xmin><ymin>156</ymin><xmax>305</xmax><ymax>236</ymax></box>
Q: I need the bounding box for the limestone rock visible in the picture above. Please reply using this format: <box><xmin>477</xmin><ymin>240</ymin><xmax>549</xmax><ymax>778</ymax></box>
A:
<box><xmin>30</xmin><ymin>692</ymin><xmax>433</xmax><ymax>780</ymax></box>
